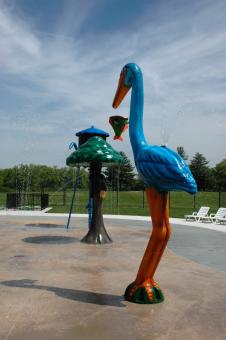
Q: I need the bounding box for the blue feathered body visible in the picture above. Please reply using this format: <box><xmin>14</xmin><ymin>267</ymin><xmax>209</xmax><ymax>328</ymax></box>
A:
<box><xmin>135</xmin><ymin>145</ymin><xmax>197</xmax><ymax>194</ymax></box>
<box><xmin>119</xmin><ymin>62</ymin><xmax>197</xmax><ymax>195</ymax></box>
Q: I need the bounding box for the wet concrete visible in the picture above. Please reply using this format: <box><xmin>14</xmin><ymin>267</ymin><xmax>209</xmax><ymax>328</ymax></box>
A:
<box><xmin>0</xmin><ymin>215</ymin><xmax>226</xmax><ymax>339</ymax></box>
<box><xmin>169</xmin><ymin>224</ymin><xmax>226</xmax><ymax>272</ymax></box>
<box><xmin>25</xmin><ymin>223</ymin><xmax>65</xmax><ymax>228</ymax></box>
<box><xmin>23</xmin><ymin>235</ymin><xmax>78</xmax><ymax>244</ymax></box>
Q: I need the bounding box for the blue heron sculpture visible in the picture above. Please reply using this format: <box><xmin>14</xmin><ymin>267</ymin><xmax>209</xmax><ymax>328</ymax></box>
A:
<box><xmin>112</xmin><ymin>63</ymin><xmax>197</xmax><ymax>304</ymax></box>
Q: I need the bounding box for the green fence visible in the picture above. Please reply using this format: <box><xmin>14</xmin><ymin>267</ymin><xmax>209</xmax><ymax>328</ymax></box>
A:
<box><xmin>0</xmin><ymin>192</ymin><xmax>6</xmax><ymax>209</ymax></box>
<box><xmin>1</xmin><ymin>191</ymin><xmax>226</xmax><ymax>218</ymax></box>
<box><xmin>168</xmin><ymin>191</ymin><xmax>226</xmax><ymax>218</ymax></box>
<box><xmin>48</xmin><ymin>190</ymin><xmax>226</xmax><ymax>217</ymax></box>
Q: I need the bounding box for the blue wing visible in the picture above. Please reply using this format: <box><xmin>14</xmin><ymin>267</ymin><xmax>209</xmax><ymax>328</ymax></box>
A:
<box><xmin>135</xmin><ymin>145</ymin><xmax>197</xmax><ymax>194</ymax></box>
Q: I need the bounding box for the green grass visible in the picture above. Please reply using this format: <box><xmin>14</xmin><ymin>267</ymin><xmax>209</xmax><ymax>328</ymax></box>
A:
<box><xmin>0</xmin><ymin>192</ymin><xmax>6</xmax><ymax>207</ymax></box>
<box><xmin>48</xmin><ymin>190</ymin><xmax>225</xmax><ymax>218</ymax></box>
<box><xmin>49</xmin><ymin>191</ymin><xmax>149</xmax><ymax>215</ymax></box>
<box><xmin>1</xmin><ymin>190</ymin><xmax>225</xmax><ymax>218</ymax></box>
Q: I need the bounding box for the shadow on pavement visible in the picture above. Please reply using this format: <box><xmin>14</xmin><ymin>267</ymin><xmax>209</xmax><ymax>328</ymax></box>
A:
<box><xmin>1</xmin><ymin>279</ymin><xmax>126</xmax><ymax>308</ymax></box>
<box><xmin>22</xmin><ymin>236</ymin><xmax>78</xmax><ymax>244</ymax></box>
<box><xmin>25</xmin><ymin>223</ymin><xmax>65</xmax><ymax>228</ymax></box>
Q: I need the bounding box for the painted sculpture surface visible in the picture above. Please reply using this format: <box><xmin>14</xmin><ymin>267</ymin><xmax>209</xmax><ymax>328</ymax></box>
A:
<box><xmin>109</xmin><ymin>116</ymin><xmax>128</xmax><ymax>141</ymax></box>
<box><xmin>66</xmin><ymin>136</ymin><xmax>124</xmax><ymax>165</ymax></box>
<box><xmin>66</xmin><ymin>135</ymin><xmax>124</xmax><ymax>243</ymax></box>
<box><xmin>112</xmin><ymin>63</ymin><xmax>197</xmax><ymax>303</ymax></box>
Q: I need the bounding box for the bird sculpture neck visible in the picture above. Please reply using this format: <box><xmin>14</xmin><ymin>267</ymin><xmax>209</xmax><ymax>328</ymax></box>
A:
<box><xmin>129</xmin><ymin>65</ymin><xmax>147</xmax><ymax>156</ymax></box>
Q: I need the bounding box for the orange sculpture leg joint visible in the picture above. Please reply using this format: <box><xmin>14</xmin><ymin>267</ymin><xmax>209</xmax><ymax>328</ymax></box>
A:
<box><xmin>124</xmin><ymin>188</ymin><xmax>171</xmax><ymax>304</ymax></box>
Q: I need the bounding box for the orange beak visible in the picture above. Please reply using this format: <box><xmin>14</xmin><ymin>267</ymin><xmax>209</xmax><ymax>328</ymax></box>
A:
<box><xmin>112</xmin><ymin>70</ymin><xmax>131</xmax><ymax>108</ymax></box>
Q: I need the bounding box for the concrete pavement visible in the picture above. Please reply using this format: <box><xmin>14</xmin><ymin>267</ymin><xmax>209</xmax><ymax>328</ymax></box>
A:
<box><xmin>0</xmin><ymin>215</ymin><xmax>226</xmax><ymax>339</ymax></box>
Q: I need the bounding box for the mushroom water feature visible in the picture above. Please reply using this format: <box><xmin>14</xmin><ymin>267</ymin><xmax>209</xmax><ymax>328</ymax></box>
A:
<box><xmin>112</xmin><ymin>63</ymin><xmax>197</xmax><ymax>304</ymax></box>
<box><xmin>66</xmin><ymin>127</ymin><xmax>124</xmax><ymax>244</ymax></box>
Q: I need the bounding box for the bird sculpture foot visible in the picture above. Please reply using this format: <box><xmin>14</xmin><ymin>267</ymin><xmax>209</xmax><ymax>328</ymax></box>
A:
<box><xmin>124</xmin><ymin>278</ymin><xmax>164</xmax><ymax>304</ymax></box>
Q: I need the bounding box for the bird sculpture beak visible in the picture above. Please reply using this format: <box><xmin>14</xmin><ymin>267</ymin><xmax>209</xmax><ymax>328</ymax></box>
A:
<box><xmin>112</xmin><ymin>70</ymin><xmax>131</xmax><ymax>108</ymax></box>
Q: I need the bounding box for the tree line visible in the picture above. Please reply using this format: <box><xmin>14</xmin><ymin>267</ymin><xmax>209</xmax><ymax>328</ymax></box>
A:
<box><xmin>177</xmin><ymin>147</ymin><xmax>226</xmax><ymax>191</ymax></box>
<box><xmin>0</xmin><ymin>149</ymin><xmax>225</xmax><ymax>192</ymax></box>
<box><xmin>0</xmin><ymin>165</ymin><xmax>88</xmax><ymax>193</ymax></box>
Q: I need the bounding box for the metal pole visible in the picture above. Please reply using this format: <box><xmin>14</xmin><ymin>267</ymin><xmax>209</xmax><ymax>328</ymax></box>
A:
<box><xmin>63</xmin><ymin>190</ymin><xmax>66</xmax><ymax>206</ymax></box>
<box><xmin>87</xmin><ymin>197</ymin><xmax>93</xmax><ymax>229</ymax></box>
<box><xmin>87</xmin><ymin>164</ymin><xmax>94</xmax><ymax>229</ymax></box>
<box><xmin>66</xmin><ymin>166</ymin><xmax>80</xmax><ymax>230</ymax></box>
<box><xmin>116</xmin><ymin>166</ymin><xmax>120</xmax><ymax>212</ymax></box>
<box><xmin>86</xmin><ymin>170</ymin><xmax>93</xmax><ymax>230</ymax></box>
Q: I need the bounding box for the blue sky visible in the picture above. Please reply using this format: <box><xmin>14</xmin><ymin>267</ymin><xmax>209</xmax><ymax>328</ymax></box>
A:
<box><xmin>0</xmin><ymin>0</ymin><xmax>225</xmax><ymax>168</ymax></box>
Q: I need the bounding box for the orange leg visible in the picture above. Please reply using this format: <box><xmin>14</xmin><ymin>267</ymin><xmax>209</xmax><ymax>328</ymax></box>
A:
<box><xmin>125</xmin><ymin>187</ymin><xmax>171</xmax><ymax>304</ymax></box>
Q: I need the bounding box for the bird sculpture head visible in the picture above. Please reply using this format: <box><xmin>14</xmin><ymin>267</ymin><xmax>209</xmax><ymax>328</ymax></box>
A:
<box><xmin>112</xmin><ymin>63</ymin><xmax>140</xmax><ymax>108</ymax></box>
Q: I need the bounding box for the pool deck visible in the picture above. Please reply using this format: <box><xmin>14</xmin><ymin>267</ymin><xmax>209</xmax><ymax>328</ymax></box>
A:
<box><xmin>0</xmin><ymin>213</ymin><xmax>226</xmax><ymax>339</ymax></box>
<box><xmin>1</xmin><ymin>208</ymin><xmax>226</xmax><ymax>233</ymax></box>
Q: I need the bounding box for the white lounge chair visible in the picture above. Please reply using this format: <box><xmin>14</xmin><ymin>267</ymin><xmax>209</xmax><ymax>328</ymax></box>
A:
<box><xmin>184</xmin><ymin>206</ymin><xmax>210</xmax><ymax>222</ymax></box>
<box><xmin>218</xmin><ymin>217</ymin><xmax>226</xmax><ymax>224</ymax></box>
<box><xmin>200</xmin><ymin>207</ymin><xmax>226</xmax><ymax>223</ymax></box>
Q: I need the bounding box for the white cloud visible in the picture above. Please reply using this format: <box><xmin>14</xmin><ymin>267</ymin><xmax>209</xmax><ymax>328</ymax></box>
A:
<box><xmin>0</xmin><ymin>0</ymin><xmax>225</xmax><ymax>168</ymax></box>
<box><xmin>0</xmin><ymin>5</ymin><xmax>41</xmax><ymax>74</ymax></box>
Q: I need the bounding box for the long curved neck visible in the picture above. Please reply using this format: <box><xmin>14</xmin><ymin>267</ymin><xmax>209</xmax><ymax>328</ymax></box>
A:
<box><xmin>129</xmin><ymin>70</ymin><xmax>147</xmax><ymax>155</ymax></box>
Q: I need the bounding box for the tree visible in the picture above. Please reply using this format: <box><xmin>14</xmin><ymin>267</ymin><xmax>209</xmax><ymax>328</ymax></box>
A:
<box><xmin>0</xmin><ymin>164</ymin><xmax>90</xmax><ymax>193</ymax></box>
<box><xmin>58</xmin><ymin>167</ymin><xmax>89</xmax><ymax>190</ymax></box>
<box><xmin>189</xmin><ymin>153</ymin><xmax>211</xmax><ymax>191</ymax></box>
<box><xmin>0</xmin><ymin>170</ymin><xmax>4</xmax><ymax>191</ymax></box>
<box><xmin>104</xmin><ymin>151</ymin><xmax>135</xmax><ymax>191</ymax></box>
<box><xmin>32</xmin><ymin>165</ymin><xmax>58</xmax><ymax>193</ymax></box>
<box><xmin>1</xmin><ymin>167</ymin><xmax>17</xmax><ymax>191</ymax></box>
<box><xmin>118</xmin><ymin>152</ymin><xmax>135</xmax><ymax>190</ymax></box>
<box><xmin>132</xmin><ymin>176</ymin><xmax>145</xmax><ymax>190</ymax></box>
<box><xmin>213</xmin><ymin>159</ymin><xmax>226</xmax><ymax>191</ymax></box>
<box><xmin>176</xmin><ymin>146</ymin><xmax>188</xmax><ymax>160</ymax></box>
<box><xmin>15</xmin><ymin>164</ymin><xmax>36</xmax><ymax>192</ymax></box>
<box><xmin>103</xmin><ymin>164</ymin><xmax>119</xmax><ymax>191</ymax></box>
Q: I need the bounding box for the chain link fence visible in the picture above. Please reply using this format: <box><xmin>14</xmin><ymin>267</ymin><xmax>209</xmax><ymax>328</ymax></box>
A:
<box><xmin>48</xmin><ymin>190</ymin><xmax>226</xmax><ymax>217</ymax></box>
<box><xmin>1</xmin><ymin>191</ymin><xmax>226</xmax><ymax>217</ymax></box>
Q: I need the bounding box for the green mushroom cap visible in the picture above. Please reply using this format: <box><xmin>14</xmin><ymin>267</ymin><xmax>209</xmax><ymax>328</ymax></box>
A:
<box><xmin>66</xmin><ymin>136</ymin><xmax>125</xmax><ymax>167</ymax></box>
